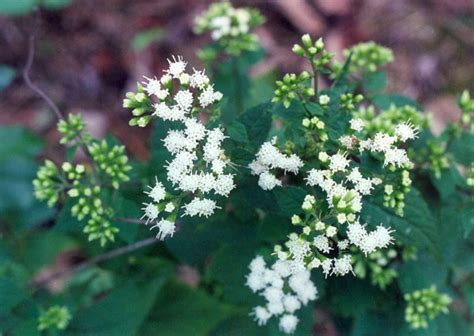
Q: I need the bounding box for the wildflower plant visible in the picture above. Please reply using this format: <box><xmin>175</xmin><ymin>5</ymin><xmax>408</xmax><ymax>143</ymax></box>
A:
<box><xmin>13</xmin><ymin>3</ymin><xmax>472</xmax><ymax>335</ymax></box>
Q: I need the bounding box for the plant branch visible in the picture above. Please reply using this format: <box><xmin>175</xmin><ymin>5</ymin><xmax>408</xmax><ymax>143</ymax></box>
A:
<box><xmin>23</xmin><ymin>35</ymin><xmax>64</xmax><ymax>121</ymax></box>
<box><xmin>114</xmin><ymin>217</ymin><xmax>148</xmax><ymax>225</ymax></box>
<box><xmin>30</xmin><ymin>237</ymin><xmax>157</xmax><ymax>289</ymax></box>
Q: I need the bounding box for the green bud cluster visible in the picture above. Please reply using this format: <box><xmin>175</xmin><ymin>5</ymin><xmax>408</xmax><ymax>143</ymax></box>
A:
<box><xmin>467</xmin><ymin>164</ymin><xmax>474</xmax><ymax>187</ymax></box>
<box><xmin>340</xmin><ymin>93</ymin><xmax>364</xmax><ymax>111</ymax></box>
<box><xmin>302</xmin><ymin>116</ymin><xmax>328</xmax><ymax>143</ymax></box>
<box><xmin>37</xmin><ymin>305</ymin><xmax>71</xmax><ymax>331</ymax></box>
<box><xmin>33</xmin><ymin>160</ymin><xmax>63</xmax><ymax>207</ymax></box>
<box><xmin>426</xmin><ymin>140</ymin><xmax>449</xmax><ymax>178</ymax></box>
<box><xmin>404</xmin><ymin>286</ymin><xmax>452</xmax><ymax>329</ymax></box>
<box><xmin>458</xmin><ymin>90</ymin><xmax>474</xmax><ymax>131</ymax></box>
<box><xmin>333</xmin><ymin>41</ymin><xmax>394</xmax><ymax>75</ymax></box>
<box><xmin>293</xmin><ymin>34</ymin><xmax>333</xmax><ymax>72</ymax></box>
<box><xmin>88</xmin><ymin>140</ymin><xmax>131</xmax><ymax>189</ymax></box>
<box><xmin>353</xmin><ymin>248</ymin><xmax>398</xmax><ymax>289</ymax></box>
<box><xmin>69</xmin><ymin>184</ymin><xmax>117</xmax><ymax>246</ymax></box>
<box><xmin>57</xmin><ymin>113</ymin><xmax>86</xmax><ymax>144</ymax></box>
<box><xmin>123</xmin><ymin>83</ymin><xmax>154</xmax><ymax>127</ymax></box>
<box><xmin>194</xmin><ymin>1</ymin><xmax>264</xmax><ymax>56</ymax></box>
<box><xmin>354</xmin><ymin>104</ymin><xmax>429</xmax><ymax>136</ymax></box>
<box><xmin>273</xmin><ymin>71</ymin><xmax>314</xmax><ymax>108</ymax></box>
<box><xmin>383</xmin><ymin>170</ymin><xmax>411</xmax><ymax>216</ymax></box>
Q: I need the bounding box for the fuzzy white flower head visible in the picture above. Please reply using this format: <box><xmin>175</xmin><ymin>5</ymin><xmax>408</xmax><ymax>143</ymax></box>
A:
<box><xmin>349</xmin><ymin>118</ymin><xmax>365</xmax><ymax>132</ymax></box>
<box><xmin>395</xmin><ymin>121</ymin><xmax>419</xmax><ymax>142</ymax></box>
<box><xmin>151</xmin><ymin>219</ymin><xmax>175</xmax><ymax>240</ymax></box>
<box><xmin>252</xmin><ymin>306</ymin><xmax>271</xmax><ymax>326</ymax></box>
<box><xmin>182</xmin><ymin>198</ymin><xmax>219</xmax><ymax>217</ymax></box>
<box><xmin>332</xmin><ymin>255</ymin><xmax>353</xmax><ymax>276</ymax></box>
<box><xmin>199</xmin><ymin>85</ymin><xmax>223</xmax><ymax>108</ymax></box>
<box><xmin>166</xmin><ymin>55</ymin><xmax>187</xmax><ymax>78</ymax></box>
<box><xmin>279</xmin><ymin>314</ymin><xmax>299</xmax><ymax>334</ymax></box>
<box><xmin>339</xmin><ymin>135</ymin><xmax>355</xmax><ymax>149</ymax></box>
<box><xmin>175</xmin><ymin>89</ymin><xmax>194</xmax><ymax>112</ymax></box>
<box><xmin>258</xmin><ymin>171</ymin><xmax>282</xmax><ymax>191</ymax></box>
<box><xmin>384</xmin><ymin>148</ymin><xmax>411</xmax><ymax>168</ymax></box>
<box><xmin>329</xmin><ymin>152</ymin><xmax>350</xmax><ymax>172</ymax></box>
<box><xmin>145</xmin><ymin>178</ymin><xmax>166</xmax><ymax>203</ymax></box>
<box><xmin>164</xmin><ymin>203</ymin><xmax>175</xmax><ymax>213</ymax></box>
<box><xmin>190</xmin><ymin>68</ymin><xmax>210</xmax><ymax>89</ymax></box>
<box><xmin>141</xmin><ymin>203</ymin><xmax>159</xmax><ymax>224</ymax></box>
<box><xmin>313</xmin><ymin>235</ymin><xmax>332</xmax><ymax>253</ymax></box>
<box><xmin>143</xmin><ymin>76</ymin><xmax>169</xmax><ymax>100</ymax></box>
<box><xmin>371</xmin><ymin>132</ymin><xmax>397</xmax><ymax>153</ymax></box>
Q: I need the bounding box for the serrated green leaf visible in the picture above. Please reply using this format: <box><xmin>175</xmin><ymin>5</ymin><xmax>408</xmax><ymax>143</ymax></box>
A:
<box><xmin>448</xmin><ymin>131</ymin><xmax>474</xmax><ymax>166</ymax></box>
<box><xmin>141</xmin><ymin>281</ymin><xmax>235</xmax><ymax>336</ymax></box>
<box><xmin>66</xmin><ymin>277</ymin><xmax>166</xmax><ymax>336</ymax></box>
<box><xmin>273</xmin><ymin>186</ymin><xmax>306</xmax><ymax>217</ymax></box>
<box><xmin>227</xmin><ymin>120</ymin><xmax>249</xmax><ymax>143</ymax></box>
<box><xmin>362</xmin><ymin>189</ymin><xmax>440</xmax><ymax>256</ymax></box>
<box><xmin>238</xmin><ymin>103</ymin><xmax>272</xmax><ymax>149</ymax></box>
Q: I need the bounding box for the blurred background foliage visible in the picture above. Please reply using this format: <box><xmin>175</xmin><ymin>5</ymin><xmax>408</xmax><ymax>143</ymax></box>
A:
<box><xmin>0</xmin><ymin>0</ymin><xmax>474</xmax><ymax>335</ymax></box>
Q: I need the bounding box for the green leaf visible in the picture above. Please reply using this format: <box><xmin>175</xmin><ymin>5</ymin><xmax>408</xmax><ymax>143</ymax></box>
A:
<box><xmin>227</xmin><ymin>120</ymin><xmax>249</xmax><ymax>143</ymax></box>
<box><xmin>0</xmin><ymin>0</ymin><xmax>36</xmax><ymax>16</ymax></box>
<box><xmin>0</xmin><ymin>277</ymin><xmax>27</xmax><ymax>317</ymax></box>
<box><xmin>362</xmin><ymin>189</ymin><xmax>440</xmax><ymax>256</ymax></box>
<box><xmin>362</xmin><ymin>71</ymin><xmax>387</xmax><ymax>96</ymax></box>
<box><xmin>398</xmin><ymin>251</ymin><xmax>448</xmax><ymax>293</ymax></box>
<box><xmin>206</xmin><ymin>241</ymin><xmax>258</xmax><ymax>306</ymax></box>
<box><xmin>132</xmin><ymin>28</ymin><xmax>164</xmax><ymax>51</ymax></box>
<box><xmin>141</xmin><ymin>281</ymin><xmax>235</xmax><ymax>336</ymax></box>
<box><xmin>273</xmin><ymin>186</ymin><xmax>306</xmax><ymax>217</ymax></box>
<box><xmin>448</xmin><ymin>131</ymin><xmax>474</xmax><ymax>166</ymax></box>
<box><xmin>461</xmin><ymin>208</ymin><xmax>474</xmax><ymax>237</ymax></box>
<box><xmin>237</xmin><ymin>103</ymin><xmax>272</xmax><ymax>149</ymax></box>
<box><xmin>66</xmin><ymin>277</ymin><xmax>166</xmax><ymax>335</ymax></box>
<box><xmin>0</xmin><ymin>65</ymin><xmax>16</xmax><ymax>91</ymax></box>
<box><xmin>372</xmin><ymin>94</ymin><xmax>420</xmax><ymax>110</ymax></box>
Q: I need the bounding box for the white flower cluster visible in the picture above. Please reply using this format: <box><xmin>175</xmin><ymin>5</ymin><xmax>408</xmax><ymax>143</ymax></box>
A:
<box><xmin>141</xmin><ymin>178</ymin><xmax>177</xmax><ymax>239</ymax></box>
<box><xmin>342</xmin><ymin>119</ymin><xmax>418</xmax><ymax>168</ymax></box>
<box><xmin>249</xmin><ymin>137</ymin><xmax>303</xmax><ymax>190</ymax></box>
<box><xmin>246</xmin><ymin>256</ymin><xmax>318</xmax><ymax>334</ymax></box>
<box><xmin>141</xmin><ymin>57</ymin><xmax>236</xmax><ymax>228</ymax></box>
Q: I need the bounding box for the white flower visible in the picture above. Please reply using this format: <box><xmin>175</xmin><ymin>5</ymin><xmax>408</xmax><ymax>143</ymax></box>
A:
<box><xmin>198</xmin><ymin>85</ymin><xmax>222</xmax><ymax>108</ymax></box>
<box><xmin>246</xmin><ymin>272</ymin><xmax>266</xmax><ymax>292</ymax></box>
<box><xmin>338</xmin><ymin>239</ymin><xmax>349</xmax><ymax>250</ymax></box>
<box><xmin>150</xmin><ymin>219</ymin><xmax>175</xmax><ymax>240</ymax></box>
<box><xmin>283</xmin><ymin>295</ymin><xmax>301</xmax><ymax>313</ymax></box>
<box><xmin>329</xmin><ymin>152</ymin><xmax>350</xmax><ymax>172</ymax></box>
<box><xmin>182</xmin><ymin>198</ymin><xmax>219</xmax><ymax>217</ymax></box>
<box><xmin>319</xmin><ymin>94</ymin><xmax>330</xmax><ymax>105</ymax></box>
<box><xmin>184</xmin><ymin>118</ymin><xmax>207</xmax><ymax>142</ymax></box>
<box><xmin>349</xmin><ymin>118</ymin><xmax>365</xmax><ymax>132</ymax></box>
<box><xmin>145</xmin><ymin>178</ymin><xmax>166</xmax><ymax>203</ymax></box>
<box><xmin>371</xmin><ymin>132</ymin><xmax>397</xmax><ymax>153</ymax></box>
<box><xmin>141</xmin><ymin>203</ymin><xmax>159</xmax><ymax>224</ymax></box>
<box><xmin>166</xmin><ymin>55</ymin><xmax>187</xmax><ymax>78</ymax></box>
<box><xmin>339</xmin><ymin>135</ymin><xmax>355</xmax><ymax>149</ymax></box>
<box><xmin>395</xmin><ymin>121</ymin><xmax>418</xmax><ymax>142</ymax></box>
<box><xmin>175</xmin><ymin>90</ymin><xmax>194</xmax><ymax>112</ymax></box>
<box><xmin>143</xmin><ymin>76</ymin><xmax>169</xmax><ymax>100</ymax></box>
<box><xmin>258</xmin><ymin>171</ymin><xmax>282</xmax><ymax>191</ymax></box>
<box><xmin>347</xmin><ymin>222</ymin><xmax>368</xmax><ymax>246</ymax></box>
<box><xmin>332</xmin><ymin>255</ymin><xmax>353</xmax><ymax>276</ymax></box>
<box><xmin>252</xmin><ymin>307</ymin><xmax>271</xmax><ymax>326</ymax></box>
<box><xmin>313</xmin><ymin>235</ymin><xmax>332</xmax><ymax>253</ymax></box>
<box><xmin>306</xmin><ymin>169</ymin><xmax>327</xmax><ymax>187</ymax></box>
<box><xmin>384</xmin><ymin>148</ymin><xmax>411</xmax><ymax>168</ymax></box>
<box><xmin>214</xmin><ymin>174</ymin><xmax>235</xmax><ymax>196</ymax></box>
<box><xmin>372</xmin><ymin>225</ymin><xmax>394</xmax><ymax>248</ymax></box>
<box><xmin>279</xmin><ymin>314</ymin><xmax>299</xmax><ymax>334</ymax></box>
<box><xmin>249</xmin><ymin>255</ymin><xmax>266</xmax><ymax>273</ymax></box>
<box><xmin>190</xmin><ymin>69</ymin><xmax>210</xmax><ymax>89</ymax></box>
<box><xmin>321</xmin><ymin>259</ymin><xmax>332</xmax><ymax>278</ymax></box>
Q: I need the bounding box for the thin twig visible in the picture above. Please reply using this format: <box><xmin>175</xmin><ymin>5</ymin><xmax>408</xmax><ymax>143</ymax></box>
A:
<box><xmin>30</xmin><ymin>237</ymin><xmax>158</xmax><ymax>289</ymax></box>
<box><xmin>114</xmin><ymin>217</ymin><xmax>148</xmax><ymax>225</ymax></box>
<box><xmin>23</xmin><ymin>35</ymin><xmax>64</xmax><ymax>121</ymax></box>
